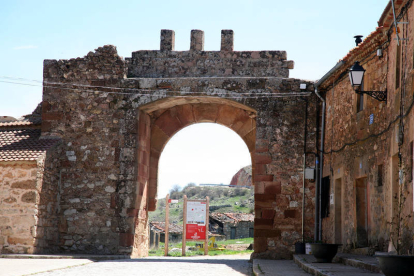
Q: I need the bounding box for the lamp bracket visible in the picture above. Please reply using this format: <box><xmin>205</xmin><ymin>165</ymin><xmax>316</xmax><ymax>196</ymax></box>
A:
<box><xmin>356</xmin><ymin>89</ymin><xmax>387</xmax><ymax>102</ymax></box>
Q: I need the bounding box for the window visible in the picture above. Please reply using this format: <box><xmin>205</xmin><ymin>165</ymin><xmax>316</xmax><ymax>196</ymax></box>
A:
<box><xmin>378</xmin><ymin>164</ymin><xmax>383</xmax><ymax>187</ymax></box>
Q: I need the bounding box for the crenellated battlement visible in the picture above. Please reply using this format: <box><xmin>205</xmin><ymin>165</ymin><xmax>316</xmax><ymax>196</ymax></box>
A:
<box><xmin>126</xmin><ymin>29</ymin><xmax>294</xmax><ymax>78</ymax></box>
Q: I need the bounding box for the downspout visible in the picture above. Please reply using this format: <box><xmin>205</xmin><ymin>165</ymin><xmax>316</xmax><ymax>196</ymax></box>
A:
<box><xmin>314</xmin><ymin>60</ymin><xmax>344</xmax><ymax>241</ymax></box>
<box><xmin>314</xmin><ymin>89</ymin><xmax>325</xmax><ymax>242</ymax></box>
<box><xmin>302</xmin><ymin>98</ymin><xmax>308</xmax><ymax>243</ymax></box>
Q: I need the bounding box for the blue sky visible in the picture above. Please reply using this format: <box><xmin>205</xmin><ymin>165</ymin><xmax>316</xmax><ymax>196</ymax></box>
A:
<box><xmin>0</xmin><ymin>0</ymin><xmax>389</xmax><ymax>196</ymax></box>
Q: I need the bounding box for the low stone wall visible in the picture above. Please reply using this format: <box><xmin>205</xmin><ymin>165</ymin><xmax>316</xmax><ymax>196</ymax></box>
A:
<box><xmin>0</xmin><ymin>161</ymin><xmax>39</xmax><ymax>253</ymax></box>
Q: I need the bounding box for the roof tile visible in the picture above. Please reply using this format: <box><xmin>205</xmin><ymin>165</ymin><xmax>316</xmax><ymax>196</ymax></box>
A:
<box><xmin>0</xmin><ymin>128</ymin><xmax>59</xmax><ymax>162</ymax></box>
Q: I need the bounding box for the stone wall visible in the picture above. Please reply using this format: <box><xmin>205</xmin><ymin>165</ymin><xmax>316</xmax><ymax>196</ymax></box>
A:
<box><xmin>127</xmin><ymin>30</ymin><xmax>293</xmax><ymax>78</ymax></box>
<box><xmin>319</xmin><ymin>1</ymin><xmax>414</xmax><ymax>252</ymax></box>
<box><xmin>223</xmin><ymin>221</ymin><xmax>254</xmax><ymax>240</ymax></box>
<box><xmin>0</xmin><ymin>161</ymin><xmax>39</xmax><ymax>253</ymax></box>
<box><xmin>39</xmin><ymin>29</ymin><xmax>319</xmax><ymax>258</ymax></box>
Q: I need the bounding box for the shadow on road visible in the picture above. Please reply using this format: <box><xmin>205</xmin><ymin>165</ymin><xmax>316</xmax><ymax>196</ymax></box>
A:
<box><xmin>99</xmin><ymin>256</ymin><xmax>251</xmax><ymax>275</ymax></box>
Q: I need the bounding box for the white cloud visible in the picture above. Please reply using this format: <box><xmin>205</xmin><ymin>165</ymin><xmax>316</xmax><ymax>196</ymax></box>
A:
<box><xmin>13</xmin><ymin>45</ymin><xmax>38</xmax><ymax>50</ymax></box>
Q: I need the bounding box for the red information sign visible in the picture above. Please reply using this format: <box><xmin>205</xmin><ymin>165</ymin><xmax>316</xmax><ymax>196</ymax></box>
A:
<box><xmin>186</xmin><ymin>224</ymin><xmax>206</xmax><ymax>240</ymax></box>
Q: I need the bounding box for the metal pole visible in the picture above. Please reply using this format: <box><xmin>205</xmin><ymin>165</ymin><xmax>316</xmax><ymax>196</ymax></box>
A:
<box><xmin>164</xmin><ymin>194</ymin><xmax>169</xmax><ymax>256</ymax></box>
<box><xmin>318</xmin><ymin>100</ymin><xmax>326</xmax><ymax>241</ymax></box>
<box><xmin>182</xmin><ymin>195</ymin><xmax>187</xmax><ymax>256</ymax></box>
<box><xmin>204</xmin><ymin>196</ymin><xmax>209</xmax><ymax>255</ymax></box>
<box><xmin>302</xmin><ymin>154</ymin><xmax>306</xmax><ymax>243</ymax></box>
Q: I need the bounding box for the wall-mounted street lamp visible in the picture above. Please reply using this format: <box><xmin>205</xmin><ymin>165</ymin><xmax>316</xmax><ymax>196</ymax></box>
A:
<box><xmin>348</xmin><ymin>61</ymin><xmax>387</xmax><ymax>102</ymax></box>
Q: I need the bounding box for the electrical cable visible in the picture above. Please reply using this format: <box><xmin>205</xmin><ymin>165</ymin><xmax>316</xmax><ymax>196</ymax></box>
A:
<box><xmin>0</xmin><ymin>77</ymin><xmax>313</xmax><ymax>99</ymax></box>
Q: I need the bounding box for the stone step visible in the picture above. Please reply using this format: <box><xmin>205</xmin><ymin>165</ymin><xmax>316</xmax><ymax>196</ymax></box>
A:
<box><xmin>293</xmin><ymin>254</ymin><xmax>384</xmax><ymax>276</ymax></box>
<box><xmin>336</xmin><ymin>253</ymin><xmax>382</xmax><ymax>273</ymax></box>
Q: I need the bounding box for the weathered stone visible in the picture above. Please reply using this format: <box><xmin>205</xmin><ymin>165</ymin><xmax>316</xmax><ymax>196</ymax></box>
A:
<box><xmin>21</xmin><ymin>191</ymin><xmax>36</xmax><ymax>203</ymax></box>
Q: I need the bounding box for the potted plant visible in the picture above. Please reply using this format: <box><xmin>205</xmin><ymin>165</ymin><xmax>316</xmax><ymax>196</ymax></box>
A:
<box><xmin>310</xmin><ymin>242</ymin><xmax>341</xmax><ymax>263</ymax></box>
<box><xmin>376</xmin><ymin>166</ymin><xmax>414</xmax><ymax>276</ymax></box>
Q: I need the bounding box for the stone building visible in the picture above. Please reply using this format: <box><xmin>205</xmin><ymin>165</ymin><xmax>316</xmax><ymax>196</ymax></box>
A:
<box><xmin>317</xmin><ymin>0</ymin><xmax>414</xmax><ymax>253</ymax></box>
<box><xmin>0</xmin><ymin>29</ymin><xmax>319</xmax><ymax>259</ymax></box>
<box><xmin>149</xmin><ymin>221</ymin><xmax>182</xmax><ymax>243</ymax></box>
<box><xmin>0</xmin><ymin>107</ymin><xmax>59</xmax><ymax>253</ymax></box>
<box><xmin>209</xmin><ymin>213</ymin><xmax>254</xmax><ymax>240</ymax></box>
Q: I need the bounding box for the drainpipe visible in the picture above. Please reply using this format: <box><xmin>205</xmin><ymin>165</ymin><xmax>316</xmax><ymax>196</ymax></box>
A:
<box><xmin>301</xmin><ymin>98</ymin><xmax>308</xmax><ymax>243</ymax></box>
<box><xmin>314</xmin><ymin>60</ymin><xmax>344</xmax><ymax>241</ymax></box>
<box><xmin>315</xmin><ymin>89</ymin><xmax>325</xmax><ymax>242</ymax></box>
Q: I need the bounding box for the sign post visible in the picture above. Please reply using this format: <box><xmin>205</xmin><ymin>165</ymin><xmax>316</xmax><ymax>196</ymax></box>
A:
<box><xmin>182</xmin><ymin>195</ymin><xmax>209</xmax><ymax>256</ymax></box>
<box><xmin>182</xmin><ymin>195</ymin><xmax>187</xmax><ymax>256</ymax></box>
<box><xmin>164</xmin><ymin>194</ymin><xmax>170</xmax><ymax>257</ymax></box>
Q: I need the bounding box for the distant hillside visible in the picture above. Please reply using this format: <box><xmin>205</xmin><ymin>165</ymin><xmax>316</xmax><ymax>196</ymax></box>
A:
<box><xmin>149</xmin><ymin>184</ymin><xmax>254</xmax><ymax>224</ymax></box>
<box><xmin>230</xmin><ymin>165</ymin><xmax>252</xmax><ymax>187</ymax></box>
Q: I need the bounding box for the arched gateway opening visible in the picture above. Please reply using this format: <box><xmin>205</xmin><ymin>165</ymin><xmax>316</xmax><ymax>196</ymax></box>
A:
<box><xmin>134</xmin><ymin>97</ymin><xmax>256</xmax><ymax>256</ymax></box>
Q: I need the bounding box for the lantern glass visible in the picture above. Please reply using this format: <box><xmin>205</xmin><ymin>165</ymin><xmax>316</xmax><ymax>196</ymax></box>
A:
<box><xmin>349</xmin><ymin>61</ymin><xmax>365</xmax><ymax>89</ymax></box>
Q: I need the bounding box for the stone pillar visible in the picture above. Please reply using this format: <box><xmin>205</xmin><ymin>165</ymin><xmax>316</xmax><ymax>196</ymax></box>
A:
<box><xmin>160</xmin><ymin>29</ymin><xmax>175</xmax><ymax>51</ymax></box>
<box><xmin>190</xmin><ymin>30</ymin><xmax>204</xmax><ymax>51</ymax></box>
<box><xmin>221</xmin><ymin>30</ymin><xmax>234</xmax><ymax>52</ymax></box>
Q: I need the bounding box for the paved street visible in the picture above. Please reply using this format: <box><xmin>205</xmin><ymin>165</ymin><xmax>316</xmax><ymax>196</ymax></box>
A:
<box><xmin>10</xmin><ymin>254</ymin><xmax>253</xmax><ymax>276</ymax></box>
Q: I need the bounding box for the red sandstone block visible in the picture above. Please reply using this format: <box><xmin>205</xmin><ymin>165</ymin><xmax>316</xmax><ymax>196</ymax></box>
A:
<box><xmin>255</xmin><ymin>194</ymin><xmax>275</xmax><ymax>201</ymax></box>
<box><xmin>284</xmin><ymin>209</ymin><xmax>298</xmax><ymax>218</ymax></box>
<box><xmin>148</xmin><ymin>185</ymin><xmax>157</xmax><ymax>198</ymax></box>
<box><xmin>255</xmin><ymin>164</ymin><xmax>266</xmax><ymax>175</ymax></box>
<box><xmin>216</xmin><ymin>105</ymin><xmax>239</xmax><ymax>126</ymax></box>
<box><xmin>254</xmin><ymin>218</ymin><xmax>274</xmax><ymax>229</ymax></box>
<box><xmin>261</xmin><ymin>209</ymin><xmax>276</xmax><ymax>219</ymax></box>
<box><xmin>255</xmin><ymin>153</ymin><xmax>272</xmax><ymax>164</ymax></box>
<box><xmin>264</xmin><ymin>182</ymin><xmax>281</xmax><ymax>194</ymax></box>
<box><xmin>255</xmin><ymin>200</ymin><xmax>273</xmax><ymax>208</ymax></box>
<box><xmin>138</xmin><ymin>120</ymin><xmax>147</xmax><ymax>137</ymax></box>
<box><xmin>237</xmin><ymin>118</ymin><xmax>255</xmax><ymax>137</ymax></box>
<box><xmin>41</xmin><ymin>121</ymin><xmax>52</xmax><ymax>133</ymax></box>
<box><xmin>193</xmin><ymin>104</ymin><xmax>219</xmax><ymax>122</ymax></box>
<box><xmin>176</xmin><ymin>105</ymin><xmax>195</xmax><ymax>126</ymax></box>
<box><xmin>119</xmin><ymin>233</ymin><xmax>134</xmax><ymax>247</ymax></box>
<box><xmin>254</xmin><ymin>237</ymin><xmax>267</xmax><ymax>253</ymax></box>
<box><xmin>42</xmin><ymin>112</ymin><xmax>63</xmax><ymax>121</ymax></box>
<box><xmin>148</xmin><ymin>199</ymin><xmax>157</xmax><ymax>211</ymax></box>
<box><xmin>110</xmin><ymin>194</ymin><xmax>117</xmax><ymax>208</ymax></box>
<box><xmin>154</xmin><ymin>110</ymin><xmax>183</xmax><ymax>137</ymax></box>
<box><xmin>149</xmin><ymin>167</ymin><xmax>157</xmax><ymax>179</ymax></box>
<box><xmin>150</xmin><ymin>126</ymin><xmax>169</xmax><ymax>152</ymax></box>
<box><xmin>150</xmin><ymin>156</ymin><xmax>159</xmax><ymax>168</ymax></box>
<box><xmin>127</xmin><ymin>208</ymin><xmax>138</xmax><ymax>217</ymax></box>
<box><xmin>254</xmin><ymin>229</ymin><xmax>281</xmax><ymax>238</ymax></box>
<box><xmin>42</xmin><ymin>101</ymin><xmax>51</xmax><ymax>112</ymax></box>
<box><xmin>254</xmin><ymin>182</ymin><xmax>265</xmax><ymax>194</ymax></box>
<box><xmin>255</xmin><ymin>174</ymin><xmax>273</xmax><ymax>182</ymax></box>
<box><xmin>242</xmin><ymin>130</ymin><xmax>256</xmax><ymax>153</ymax></box>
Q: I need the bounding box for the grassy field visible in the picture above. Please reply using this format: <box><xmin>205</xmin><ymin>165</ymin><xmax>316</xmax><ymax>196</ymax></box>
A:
<box><xmin>149</xmin><ymin>238</ymin><xmax>254</xmax><ymax>257</ymax></box>
<box><xmin>149</xmin><ymin>186</ymin><xmax>254</xmax><ymax>224</ymax></box>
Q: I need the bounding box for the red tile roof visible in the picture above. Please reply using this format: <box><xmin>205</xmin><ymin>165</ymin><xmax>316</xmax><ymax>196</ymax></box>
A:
<box><xmin>150</xmin><ymin>222</ymin><xmax>183</xmax><ymax>234</ymax></box>
<box><xmin>0</xmin><ymin>128</ymin><xmax>59</xmax><ymax>162</ymax></box>
<box><xmin>0</xmin><ymin>117</ymin><xmax>42</xmax><ymax>127</ymax></box>
<box><xmin>210</xmin><ymin>212</ymin><xmax>254</xmax><ymax>223</ymax></box>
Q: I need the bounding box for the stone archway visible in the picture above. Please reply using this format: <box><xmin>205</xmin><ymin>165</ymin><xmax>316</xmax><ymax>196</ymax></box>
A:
<box><xmin>133</xmin><ymin>97</ymin><xmax>256</xmax><ymax>256</ymax></box>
